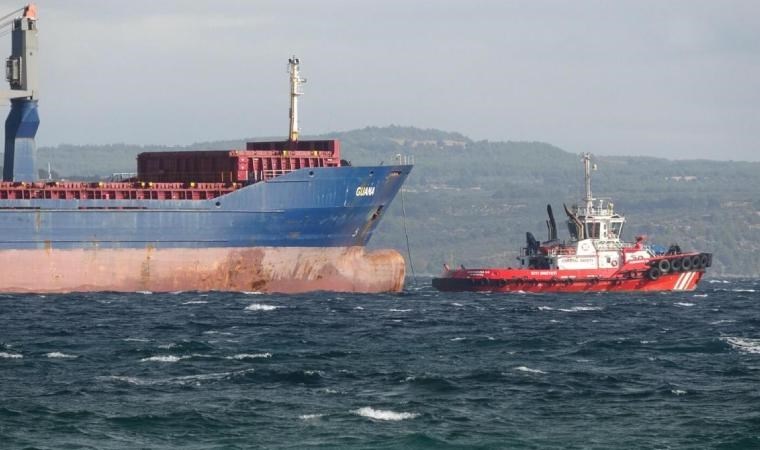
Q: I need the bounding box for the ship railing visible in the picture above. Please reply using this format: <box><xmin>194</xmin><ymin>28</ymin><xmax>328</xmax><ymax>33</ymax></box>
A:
<box><xmin>110</xmin><ymin>172</ymin><xmax>137</xmax><ymax>182</ymax></box>
<box><xmin>260</xmin><ymin>169</ymin><xmax>296</xmax><ymax>180</ymax></box>
<box><xmin>550</xmin><ymin>246</ymin><xmax>577</xmax><ymax>255</ymax></box>
<box><xmin>593</xmin><ymin>240</ymin><xmax>624</xmax><ymax>251</ymax></box>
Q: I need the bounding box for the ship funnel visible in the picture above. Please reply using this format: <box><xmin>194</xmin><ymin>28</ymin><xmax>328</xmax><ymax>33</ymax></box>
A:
<box><xmin>546</xmin><ymin>204</ymin><xmax>558</xmax><ymax>241</ymax></box>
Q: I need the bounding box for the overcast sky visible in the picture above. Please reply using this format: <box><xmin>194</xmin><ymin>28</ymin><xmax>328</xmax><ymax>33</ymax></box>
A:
<box><xmin>3</xmin><ymin>0</ymin><xmax>758</xmax><ymax>160</ymax></box>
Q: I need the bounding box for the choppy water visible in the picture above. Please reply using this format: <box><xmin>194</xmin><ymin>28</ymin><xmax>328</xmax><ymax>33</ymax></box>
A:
<box><xmin>1</xmin><ymin>280</ymin><xmax>759</xmax><ymax>449</ymax></box>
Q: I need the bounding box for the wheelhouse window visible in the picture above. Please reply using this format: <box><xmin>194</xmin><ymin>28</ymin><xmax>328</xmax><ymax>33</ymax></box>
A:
<box><xmin>610</xmin><ymin>221</ymin><xmax>623</xmax><ymax>238</ymax></box>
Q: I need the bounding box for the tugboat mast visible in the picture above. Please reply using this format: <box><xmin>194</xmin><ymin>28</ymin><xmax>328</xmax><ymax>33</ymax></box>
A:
<box><xmin>288</xmin><ymin>56</ymin><xmax>306</xmax><ymax>142</ymax></box>
<box><xmin>582</xmin><ymin>152</ymin><xmax>594</xmax><ymax>214</ymax></box>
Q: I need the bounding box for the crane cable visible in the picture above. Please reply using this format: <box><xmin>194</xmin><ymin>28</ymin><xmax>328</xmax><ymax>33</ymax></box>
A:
<box><xmin>0</xmin><ymin>7</ymin><xmax>25</xmax><ymax>29</ymax></box>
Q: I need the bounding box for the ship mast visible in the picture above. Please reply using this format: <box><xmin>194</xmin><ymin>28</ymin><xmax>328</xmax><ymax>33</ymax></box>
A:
<box><xmin>288</xmin><ymin>56</ymin><xmax>305</xmax><ymax>142</ymax></box>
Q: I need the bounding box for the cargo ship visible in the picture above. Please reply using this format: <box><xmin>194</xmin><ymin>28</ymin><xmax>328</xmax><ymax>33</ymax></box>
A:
<box><xmin>432</xmin><ymin>153</ymin><xmax>711</xmax><ymax>293</ymax></box>
<box><xmin>0</xmin><ymin>6</ymin><xmax>411</xmax><ymax>293</ymax></box>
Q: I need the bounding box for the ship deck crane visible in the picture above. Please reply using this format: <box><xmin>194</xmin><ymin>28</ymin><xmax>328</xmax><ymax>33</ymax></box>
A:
<box><xmin>1</xmin><ymin>3</ymin><xmax>39</xmax><ymax>182</ymax></box>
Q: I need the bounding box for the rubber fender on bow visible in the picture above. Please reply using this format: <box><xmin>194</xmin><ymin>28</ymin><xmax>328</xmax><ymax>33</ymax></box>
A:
<box><xmin>657</xmin><ymin>259</ymin><xmax>671</xmax><ymax>274</ymax></box>
<box><xmin>647</xmin><ymin>267</ymin><xmax>661</xmax><ymax>281</ymax></box>
<box><xmin>701</xmin><ymin>253</ymin><xmax>711</xmax><ymax>268</ymax></box>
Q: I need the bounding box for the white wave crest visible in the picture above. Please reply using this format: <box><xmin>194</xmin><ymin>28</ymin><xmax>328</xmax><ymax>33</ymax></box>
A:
<box><xmin>140</xmin><ymin>355</ymin><xmax>186</xmax><ymax>362</ymax></box>
<box><xmin>0</xmin><ymin>352</ymin><xmax>22</xmax><ymax>359</ymax></box>
<box><xmin>452</xmin><ymin>302</ymin><xmax>464</xmax><ymax>307</ymax></box>
<box><xmin>104</xmin><ymin>375</ymin><xmax>146</xmax><ymax>385</ymax></box>
<box><xmin>723</xmin><ymin>337</ymin><xmax>760</xmax><ymax>354</ymax></box>
<box><xmin>245</xmin><ymin>303</ymin><xmax>280</xmax><ymax>311</ymax></box>
<box><xmin>182</xmin><ymin>300</ymin><xmax>208</xmax><ymax>305</ymax></box>
<box><xmin>123</xmin><ymin>337</ymin><xmax>151</xmax><ymax>342</ymax></box>
<box><xmin>354</xmin><ymin>406</ymin><xmax>419</xmax><ymax>421</ymax></box>
<box><xmin>242</xmin><ymin>291</ymin><xmax>264</xmax><ymax>295</ymax></box>
<box><xmin>538</xmin><ymin>306</ymin><xmax>554</xmax><ymax>311</ymax></box>
<box><xmin>299</xmin><ymin>413</ymin><xmax>324</xmax><ymax>420</ymax></box>
<box><xmin>226</xmin><ymin>353</ymin><xmax>272</xmax><ymax>360</ymax></box>
<box><xmin>675</xmin><ymin>302</ymin><xmax>695</xmax><ymax>307</ymax></box>
<box><xmin>692</xmin><ymin>294</ymin><xmax>708</xmax><ymax>298</ymax></box>
<box><xmin>557</xmin><ymin>306</ymin><xmax>602</xmax><ymax>312</ymax></box>
<box><xmin>101</xmin><ymin>368</ymin><xmax>256</xmax><ymax>386</ymax></box>
<box><xmin>389</xmin><ymin>308</ymin><xmax>411</xmax><ymax>312</ymax></box>
<box><xmin>515</xmin><ymin>366</ymin><xmax>547</xmax><ymax>374</ymax></box>
<box><xmin>708</xmin><ymin>280</ymin><xmax>731</xmax><ymax>284</ymax></box>
<box><xmin>46</xmin><ymin>352</ymin><xmax>77</xmax><ymax>359</ymax></box>
<box><xmin>450</xmin><ymin>337</ymin><xmax>466</xmax><ymax>341</ymax></box>
<box><xmin>710</xmin><ymin>320</ymin><xmax>736</xmax><ymax>325</ymax></box>
<box><xmin>671</xmin><ymin>389</ymin><xmax>687</xmax><ymax>395</ymax></box>
<box><xmin>732</xmin><ymin>289</ymin><xmax>756</xmax><ymax>293</ymax></box>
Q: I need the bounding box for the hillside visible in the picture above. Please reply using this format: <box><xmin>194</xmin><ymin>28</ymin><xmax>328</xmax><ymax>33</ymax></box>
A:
<box><xmin>6</xmin><ymin>125</ymin><xmax>760</xmax><ymax>277</ymax></box>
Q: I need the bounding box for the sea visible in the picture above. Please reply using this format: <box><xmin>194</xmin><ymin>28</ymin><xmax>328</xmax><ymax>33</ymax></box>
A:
<box><xmin>1</xmin><ymin>279</ymin><xmax>759</xmax><ymax>449</ymax></box>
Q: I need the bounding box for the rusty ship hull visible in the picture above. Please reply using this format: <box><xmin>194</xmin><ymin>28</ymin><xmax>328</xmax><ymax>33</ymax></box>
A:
<box><xmin>0</xmin><ymin>246</ymin><xmax>405</xmax><ymax>294</ymax></box>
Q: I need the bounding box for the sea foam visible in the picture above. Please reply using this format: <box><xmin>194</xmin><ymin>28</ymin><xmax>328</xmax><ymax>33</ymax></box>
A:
<box><xmin>245</xmin><ymin>303</ymin><xmax>280</xmax><ymax>311</ymax></box>
<box><xmin>354</xmin><ymin>406</ymin><xmax>419</xmax><ymax>421</ymax></box>
<box><xmin>226</xmin><ymin>353</ymin><xmax>272</xmax><ymax>360</ymax></box>
<box><xmin>557</xmin><ymin>306</ymin><xmax>602</xmax><ymax>312</ymax></box>
<box><xmin>140</xmin><ymin>355</ymin><xmax>185</xmax><ymax>362</ymax></box>
<box><xmin>723</xmin><ymin>337</ymin><xmax>760</xmax><ymax>354</ymax></box>
<box><xmin>0</xmin><ymin>352</ymin><xmax>22</xmax><ymax>359</ymax></box>
<box><xmin>515</xmin><ymin>366</ymin><xmax>547</xmax><ymax>374</ymax></box>
<box><xmin>46</xmin><ymin>352</ymin><xmax>77</xmax><ymax>359</ymax></box>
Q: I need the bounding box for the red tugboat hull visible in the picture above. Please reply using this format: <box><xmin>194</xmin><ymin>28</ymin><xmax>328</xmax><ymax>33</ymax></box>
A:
<box><xmin>433</xmin><ymin>253</ymin><xmax>711</xmax><ymax>293</ymax></box>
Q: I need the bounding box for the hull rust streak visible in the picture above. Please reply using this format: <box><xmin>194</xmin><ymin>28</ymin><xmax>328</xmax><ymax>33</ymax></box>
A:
<box><xmin>1</xmin><ymin>246</ymin><xmax>406</xmax><ymax>293</ymax></box>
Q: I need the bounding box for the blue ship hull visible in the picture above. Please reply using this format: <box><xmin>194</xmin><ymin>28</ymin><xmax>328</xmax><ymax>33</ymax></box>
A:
<box><xmin>0</xmin><ymin>165</ymin><xmax>410</xmax><ymax>249</ymax></box>
<box><xmin>0</xmin><ymin>165</ymin><xmax>412</xmax><ymax>293</ymax></box>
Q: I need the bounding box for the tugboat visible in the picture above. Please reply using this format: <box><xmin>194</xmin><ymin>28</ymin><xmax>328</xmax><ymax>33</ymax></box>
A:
<box><xmin>432</xmin><ymin>153</ymin><xmax>712</xmax><ymax>293</ymax></box>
